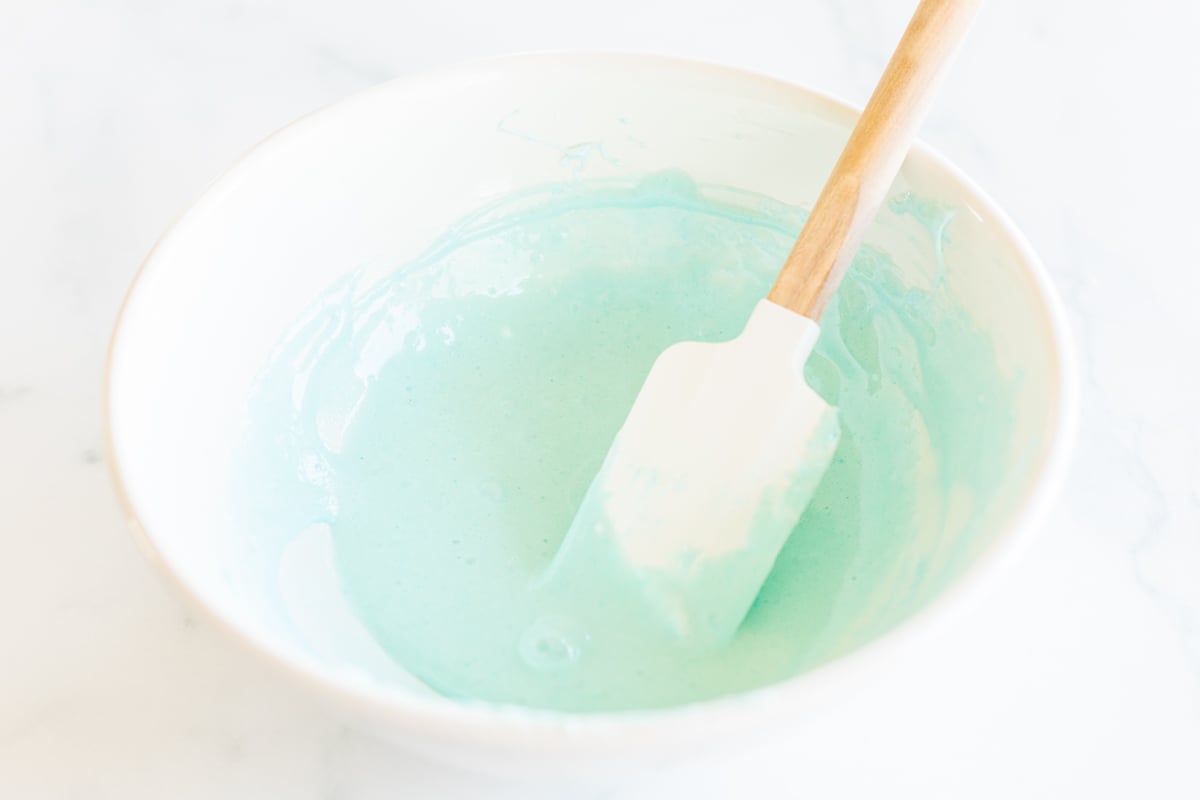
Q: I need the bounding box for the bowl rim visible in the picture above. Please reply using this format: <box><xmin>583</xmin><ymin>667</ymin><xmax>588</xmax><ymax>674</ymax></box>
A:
<box><xmin>104</xmin><ymin>51</ymin><xmax>1080</xmax><ymax>751</ymax></box>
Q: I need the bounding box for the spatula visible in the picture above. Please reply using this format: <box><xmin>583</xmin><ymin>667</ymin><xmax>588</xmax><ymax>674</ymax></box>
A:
<box><xmin>551</xmin><ymin>0</ymin><xmax>982</xmax><ymax>648</ymax></box>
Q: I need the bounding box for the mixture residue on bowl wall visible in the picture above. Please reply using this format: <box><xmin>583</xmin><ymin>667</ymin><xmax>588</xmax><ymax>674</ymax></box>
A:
<box><xmin>235</xmin><ymin>170</ymin><xmax>1016</xmax><ymax>713</ymax></box>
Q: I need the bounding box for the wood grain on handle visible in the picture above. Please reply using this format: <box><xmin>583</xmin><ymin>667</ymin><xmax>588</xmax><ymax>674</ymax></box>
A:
<box><xmin>767</xmin><ymin>0</ymin><xmax>982</xmax><ymax>319</ymax></box>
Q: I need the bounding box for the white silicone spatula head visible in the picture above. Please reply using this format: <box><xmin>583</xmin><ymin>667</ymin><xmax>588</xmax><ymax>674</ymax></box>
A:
<box><xmin>552</xmin><ymin>0</ymin><xmax>983</xmax><ymax>648</ymax></box>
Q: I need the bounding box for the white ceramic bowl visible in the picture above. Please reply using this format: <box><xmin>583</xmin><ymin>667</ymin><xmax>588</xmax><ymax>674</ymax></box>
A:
<box><xmin>106</xmin><ymin>53</ymin><xmax>1077</xmax><ymax>775</ymax></box>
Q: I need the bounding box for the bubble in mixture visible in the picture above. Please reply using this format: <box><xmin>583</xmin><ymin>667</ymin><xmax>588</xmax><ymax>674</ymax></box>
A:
<box><xmin>518</xmin><ymin>616</ymin><xmax>589</xmax><ymax>672</ymax></box>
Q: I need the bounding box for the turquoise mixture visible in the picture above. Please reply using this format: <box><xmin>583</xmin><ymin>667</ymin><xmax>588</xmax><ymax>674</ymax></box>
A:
<box><xmin>236</xmin><ymin>171</ymin><xmax>1015</xmax><ymax>713</ymax></box>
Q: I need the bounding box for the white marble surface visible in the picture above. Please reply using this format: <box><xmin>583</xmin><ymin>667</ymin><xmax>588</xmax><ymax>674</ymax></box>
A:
<box><xmin>3</xmin><ymin>0</ymin><xmax>1198</xmax><ymax>795</ymax></box>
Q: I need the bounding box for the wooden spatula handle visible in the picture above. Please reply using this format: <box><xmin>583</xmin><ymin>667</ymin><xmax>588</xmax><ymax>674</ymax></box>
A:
<box><xmin>768</xmin><ymin>0</ymin><xmax>982</xmax><ymax>319</ymax></box>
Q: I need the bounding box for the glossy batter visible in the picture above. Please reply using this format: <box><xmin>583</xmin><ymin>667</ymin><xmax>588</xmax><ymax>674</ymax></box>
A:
<box><xmin>235</xmin><ymin>171</ymin><xmax>1014</xmax><ymax>712</ymax></box>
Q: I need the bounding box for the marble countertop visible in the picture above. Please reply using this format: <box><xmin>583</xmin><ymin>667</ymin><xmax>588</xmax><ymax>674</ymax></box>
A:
<box><xmin>3</xmin><ymin>0</ymin><xmax>1198</xmax><ymax>796</ymax></box>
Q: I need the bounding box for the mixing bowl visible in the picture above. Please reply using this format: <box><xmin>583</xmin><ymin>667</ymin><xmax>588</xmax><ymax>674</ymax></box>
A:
<box><xmin>105</xmin><ymin>53</ymin><xmax>1077</xmax><ymax>774</ymax></box>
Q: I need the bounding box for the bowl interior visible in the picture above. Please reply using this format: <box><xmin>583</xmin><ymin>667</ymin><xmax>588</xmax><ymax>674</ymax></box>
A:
<box><xmin>108</xmin><ymin>55</ymin><xmax>1066</xmax><ymax>717</ymax></box>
